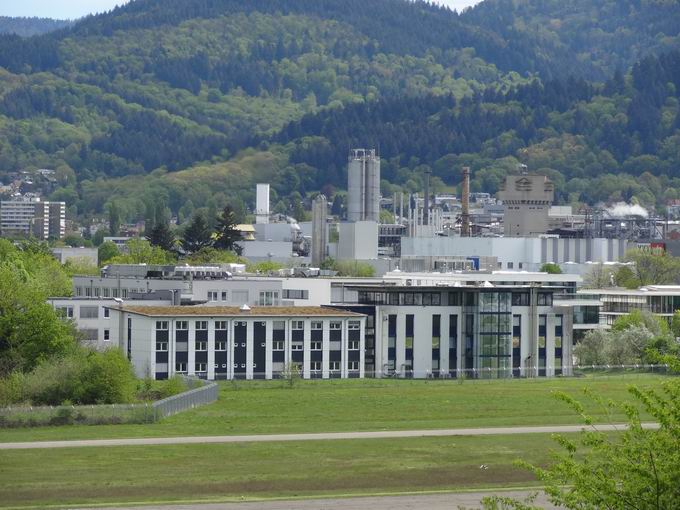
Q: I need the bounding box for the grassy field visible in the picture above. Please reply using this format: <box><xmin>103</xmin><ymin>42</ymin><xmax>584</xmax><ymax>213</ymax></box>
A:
<box><xmin>0</xmin><ymin>374</ymin><xmax>669</xmax><ymax>443</ymax></box>
<box><xmin>0</xmin><ymin>433</ymin><xmax>564</xmax><ymax>508</ymax></box>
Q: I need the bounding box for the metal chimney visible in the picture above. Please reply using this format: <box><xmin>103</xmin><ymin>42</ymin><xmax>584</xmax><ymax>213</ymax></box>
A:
<box><xmin>423</xmin><ymin>168</ymin><xmax>431</xmax><ymax>226</ymax></box>
<box><xmin>461</xmin><ymin>166</ymin><xmax>471</xmax><ymax>237</ymax></box>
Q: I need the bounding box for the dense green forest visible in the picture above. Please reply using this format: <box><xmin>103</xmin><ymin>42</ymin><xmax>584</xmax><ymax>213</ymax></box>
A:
<box><xmin>0</xmin><ymin>17</ymin><xmax>72</xmax><ymax>37</ymax></box>
<box><xmin>0</xmin><ymin>0</ymin><xmax>679</xmax><ymax>227</ymax></box>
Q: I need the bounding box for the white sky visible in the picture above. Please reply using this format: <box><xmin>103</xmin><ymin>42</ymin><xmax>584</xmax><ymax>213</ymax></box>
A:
<box><xmin>0</xmin><ymin>0</ymin><xmax>482</xmax><ymax>20</ymax></box>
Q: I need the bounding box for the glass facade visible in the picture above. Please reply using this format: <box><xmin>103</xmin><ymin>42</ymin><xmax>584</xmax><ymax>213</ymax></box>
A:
<box><xmin>477</xmin><ymin>291</ymin><xmax>512</xmax><ymax>378</ymax></box>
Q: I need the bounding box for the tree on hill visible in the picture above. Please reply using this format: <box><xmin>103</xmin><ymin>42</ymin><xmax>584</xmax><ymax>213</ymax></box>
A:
<box><xmin>145</xmin><ymin>221</ymin><xmax>176</xmax><ymax>253</ymax></box>
<box><xmin>107</xmin><ymin>201</ymin><xmax>121</xmax><ymax>237</ymax></box>
<box><xmin>213</xmin><ymin>205</ymin><xmax>242</xmax><ymax>255</ymax></box>
<box><xmin>98</xmin><ymin>241</ymin><xmax>120</xmax><ymax>266</ymax></box>
<box><xmin>181</xmin><ymin>213</ymin><xmax>212</xmax><ymax>255</ymax></box>
<box><xmin>109</xmin><ymin>239</ymin><xmax>174</xmax><ymax>265</ymax></box>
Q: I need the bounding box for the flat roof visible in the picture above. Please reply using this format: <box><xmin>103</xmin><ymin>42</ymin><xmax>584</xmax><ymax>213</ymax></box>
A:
<box><xmin>115</xmin><ymin>306</ymin><xmax>365</xmax><ymax>318</ymax></box>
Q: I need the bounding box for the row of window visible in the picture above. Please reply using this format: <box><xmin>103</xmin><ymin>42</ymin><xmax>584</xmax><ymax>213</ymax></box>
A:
<box><xmin>75</xmin><ymin>287</ymin><xmax>133</xmax><ymax>298</ymax></box>
<box><xmin>358</xmin><ymin>291</ymin><xmax>555</xmax><ymax>307</ymax></box>
<box><xmin>173</xmin><ymin>361</ymin><xmax>358</xmax><ymax>373</ymax></box>
<box><xmin>157</xmin><ymin>340</ymin><xmax>359</xmax><ymax>352</ymax></box>
<box><xmin>155</xmin><ymin>320</ymin><xmax>357</xmax><ymax>331</ymax></box>
<box><xmin>56</xmin><ymin>305</ymin><xmax>110</xmax><ymax>320</ymax></box>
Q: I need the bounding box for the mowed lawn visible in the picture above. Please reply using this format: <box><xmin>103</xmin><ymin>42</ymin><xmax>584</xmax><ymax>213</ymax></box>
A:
<box><xmin>0</xmin><ymin>433</ymin><xmax>561</xmax><ymax>508</ymax></box>
<box><xmin>0</xmin><ymin>374</ymin><xmax>670</xmax><ymax>442</ymax></box>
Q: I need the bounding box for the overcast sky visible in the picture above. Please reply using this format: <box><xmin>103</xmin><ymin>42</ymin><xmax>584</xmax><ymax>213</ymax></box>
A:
<box><xmin>0</xmin><ymin>0</ymin><xmax>482</xmax><ymax>20</ymax></box>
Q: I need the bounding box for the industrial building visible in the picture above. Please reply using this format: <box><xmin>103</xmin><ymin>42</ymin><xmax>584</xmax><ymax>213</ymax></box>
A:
<box><xmin>347</xmin><ymin>149</ymin><xmax>380</xmax><ymax>223</ymax></box>
<box><xmin>0</xmin><ymin>196</ymin><xmax>65</xmax><ymax>240</ymax></box>
<box><xmin>497</xmin><ymin>173</ymin><xmax>555</xmax><ymax>237</ymax></box>
<box><xmin>108</xmin><ymin>305</ymin><xmax>366</xmax><ymax>381</ymax></box>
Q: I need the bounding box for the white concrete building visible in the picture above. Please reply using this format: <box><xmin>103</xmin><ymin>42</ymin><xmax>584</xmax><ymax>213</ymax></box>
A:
<box><xmin>332</xmin><ymin>271</ymin><xmax>583</xmax><ymax>378</ymax></box>
<box><xmin>0</xmin><ymin>197</ymin><xmax>65</xmax><ymax>240</ymax></box>
<box><xmin>51</xmin><ymin>247</ymin><xmax>98</xmax><ymax>266</ymax></box>
<box><xmin>47</xmin><ymin>296</ymin><xmax>172</xmax><ymax>349</ymax></box>
<box><xmin>579</xmin><ymin>285</ymin><xmax>680</xmax><ymax>327</ymax></box>
<box><xmin>108</xmin><ymin>305</ymin><xmax>366</xmax><ymax>381</ymax></box>
<box><xmin>400</xmin><ymin>236</ymin><xmax>629</xmax><ymax>277</ymax></box>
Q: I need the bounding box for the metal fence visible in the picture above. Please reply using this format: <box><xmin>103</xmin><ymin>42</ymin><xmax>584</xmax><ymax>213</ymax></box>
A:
<box><xmin>0</xmin><ymin>379</ymin><xmax>219</xmax><ymax>428</ymax></box>
<box><xmin>214</xmin><ymin>364</ymin><xmax>674</xmax><ymax>382</ymax></box>
<box><xmin>0</xmin><ymin>403</ymin><xmax>155</xmax><ymax>428</ymax></box>
<box><xmin>152</xmin><ymin>381</ymin><xmax>218</xmax><ymax>419</ymax></box>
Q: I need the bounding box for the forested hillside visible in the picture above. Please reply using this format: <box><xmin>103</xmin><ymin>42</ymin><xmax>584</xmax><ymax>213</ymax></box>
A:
<box><xmin>0</xmin><ymin>17</ymin><xmax>72</xmax><ymax>37</ymax></box>
<box><xmin>0</xmin><ymin>0</ymin><xmax>679</xmax><ymax>227</ymax></box>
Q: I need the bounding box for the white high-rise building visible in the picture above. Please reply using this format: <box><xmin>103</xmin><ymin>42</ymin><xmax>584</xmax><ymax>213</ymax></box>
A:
<box><xmin>0</xmin><ymin>197</ymin><xmax>65</xmax><ymax>240</ymax></box>
<box><xmin>347</xmin><ymin>149</ymin><xmax>380</xmax><ymax>222</ymax></box>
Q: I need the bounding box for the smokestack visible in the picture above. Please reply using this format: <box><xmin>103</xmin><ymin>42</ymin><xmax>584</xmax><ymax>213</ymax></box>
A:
<box><xmin>462</xmin><ymin>166</ymin><xmax>470</xmax><ymax>237</ymax></box>
<box><xmin>423</xmin><ymin>168</ymin><xmax>431</xmax><ymax>226</ymax></box>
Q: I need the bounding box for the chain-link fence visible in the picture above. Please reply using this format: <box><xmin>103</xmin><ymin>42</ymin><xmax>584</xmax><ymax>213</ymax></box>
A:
<box><xmin>364</xmin><ymin>363</ymin><xmax>672</xmax><ymax>380</ymax></box>
<box><xmin>0</xmin><ymin>379</ymin><xmax>219</xmax><ymax>428</ymax></box>
<box><xmin>152</xmin><ymin>381</ymin><xmax>218</xmax><ymax>419</ymax></box>
<box><xmin>0</xmin><ymin>403</ymin><xmax>155</xmax><ymax>428</ymax></box>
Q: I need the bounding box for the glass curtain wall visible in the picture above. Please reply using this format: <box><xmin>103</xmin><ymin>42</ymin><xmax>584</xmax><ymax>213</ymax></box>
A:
<box><xmin>478</xmin><ymin>291</ymin><xmax>512</xmax><ymax>378</ymax></box>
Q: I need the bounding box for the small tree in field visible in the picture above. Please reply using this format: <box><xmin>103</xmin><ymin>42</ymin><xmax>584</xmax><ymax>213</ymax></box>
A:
<box><xmin>280</xmin><ymin>362</ymin><xmax>301</xmax><ymax>388</ymax></box>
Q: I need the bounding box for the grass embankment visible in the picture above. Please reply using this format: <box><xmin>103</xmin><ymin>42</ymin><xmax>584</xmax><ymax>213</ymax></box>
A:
<box><xmin>0</xmin><ymin>433</ymin><xmax>560</xmax><ymax>508</ymax></box>
<box><xmin>0</xmin><ymin>374</ymin><xmax>668</xmax><ymax>442</ymax></box>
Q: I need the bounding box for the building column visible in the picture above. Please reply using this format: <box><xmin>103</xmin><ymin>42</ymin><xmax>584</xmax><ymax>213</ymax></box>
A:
<box><xmin>246</xmin><ymin>320</ymin><xmax>254</xmax><ymax>380</ymax></box>
<box><xmin>188</xmin><ymin>321</ymin><xmax>196</xmax><ymax>376</ymax></box>
<box><xmin>303</xmin><ymin>318</ymin><xmax>311</xmax><ymax>379</ymax></box>
<box><xmin>265</xmin><ymin>319</ymin><xmax>273</xmax><ymax>380</ymax></box>
<box><xmin>322</xmin><ymin>319</ymin><xmax>330</xmax><ymax>379</ymax></box>
<box><xmin>207</xmin><ymin>320</ymin><xmax>215</xmax><ymax>381</ymax></box>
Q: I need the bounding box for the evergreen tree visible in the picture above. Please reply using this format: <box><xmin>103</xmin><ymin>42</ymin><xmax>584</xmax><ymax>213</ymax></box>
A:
<box><xmin>213</xmin><ymin>205</ymin><xmax>243</xmax><ymax>255</ymax></box>
<box><xmin>108</xmin><ymin>201</ymin><xmax>121</xmax><ymax>237</ymax></box>
<box><xmin>181</xmin><ymin>213</ymin><xmax>212</xmax><ymax>254</ymax></box>
<box><xmin>145</xmin><ymin>221</ymin><xmax>176</xmax><ymax>253</ymax></box>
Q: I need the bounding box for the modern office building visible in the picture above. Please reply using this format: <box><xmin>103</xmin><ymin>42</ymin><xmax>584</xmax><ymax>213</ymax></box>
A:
<box><xmin>0</xmin><ymin>197</ymin><xmax>65</xmax><ymax>240</ymax></box>
<box><xmin>333</xmin><ymin>271</ymin><xmax>582</xmax><ymax>378</ymax></box>
<box><xmin>580</xmin><ymin>285</ymin><xmax>680</xmax><ymax>326</ymax></box>
<box><xmin>108</xmin><ymin>305</ymin><xmax>366</xmax><ymax>381</ymax></box>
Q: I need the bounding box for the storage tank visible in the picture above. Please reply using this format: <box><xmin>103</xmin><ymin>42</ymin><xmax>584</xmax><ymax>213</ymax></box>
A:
<box><xmin>347</xmin><ymin>149</ymin><xmax>380</xmax><ymax>222</ymax></box>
